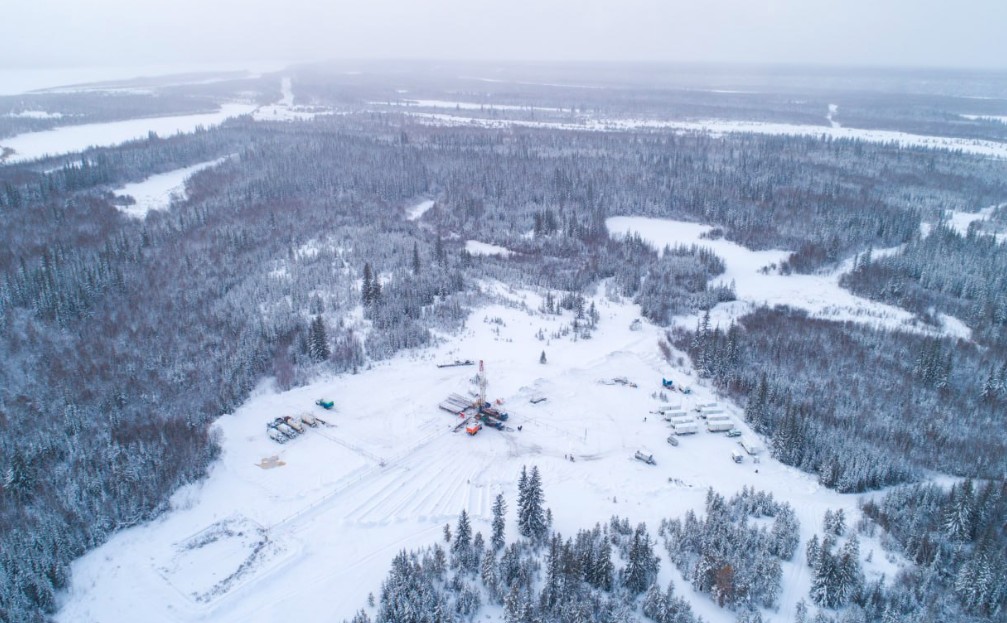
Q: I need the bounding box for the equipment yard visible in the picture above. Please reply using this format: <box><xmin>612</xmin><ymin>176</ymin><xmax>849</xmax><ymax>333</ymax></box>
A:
<box><xmin>57</xmin><ymin>283</ymin><xmax>898</xmax><ymax>623</ymax></box>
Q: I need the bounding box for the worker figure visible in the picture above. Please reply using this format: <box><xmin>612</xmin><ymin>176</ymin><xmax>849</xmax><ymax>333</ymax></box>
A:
<box><xmin>518</xmin><ymin>425</ymin><xmax>523</xmax><ymax>431</ymax></box>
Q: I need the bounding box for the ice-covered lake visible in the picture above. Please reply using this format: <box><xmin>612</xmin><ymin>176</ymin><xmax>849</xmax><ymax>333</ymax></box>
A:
<box><xmin>0</xmin><ymin>104</ymin><xmax>256</xmax><ymax>164</ymax></box>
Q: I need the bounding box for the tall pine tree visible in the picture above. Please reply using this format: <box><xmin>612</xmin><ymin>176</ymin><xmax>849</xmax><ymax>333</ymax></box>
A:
<box><xmin>309</xmin><ymin>315</ymin><xmax>330</xmax><ymax>361</ymax></box>
<box><xmin>492</xmin><ymin>493</ymin><xmax>507</xmax><ymax>551</ymax></box>
<box><xmin>517</xmin><ymin>465</ymin><xmax>547</xmax><ymax>543</ymax></box>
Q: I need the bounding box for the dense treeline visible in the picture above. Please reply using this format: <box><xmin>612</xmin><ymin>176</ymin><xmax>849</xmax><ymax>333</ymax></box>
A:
<box><xmin>855</xmin><ymin>480</ymin><xmax>1007</xmax><ymax>622</ymax></box>
<box><xmin>660</xmin><ymin>487</ymin><xmax>800</xmax><ymax>617</ymax></box>
<box><xmin>791</xmin><ymin>481</ymin><xmax>1007</xmax><ymax>623</ymax></box>
<box><xmin>383</xmin><ymin>117</ymin><xmax>1005</xmax><ymax>273</ymax></box>
<box><xmin>0</xmin><ymin>125</ymin><xmax>253</xmax><ymax>271</ymax></box>
<box><xmin>842</xmin><ymin>223</ymin><xmax>1007</xmax><ymax>348</ymax></box>
<box><xmin>673</xmin><ymin>307</ymin><xmax>1006</xmax><ymax>491</ymax></box>
<box><xmin>346</xmin><ymin>465</ymin><xmax>702</xmax><ymax>623</ymax></box>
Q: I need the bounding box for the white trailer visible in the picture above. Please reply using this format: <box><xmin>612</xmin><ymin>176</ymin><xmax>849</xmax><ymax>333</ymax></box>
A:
<box><xmin>740</xmin><ymin>438</ymin><xmax>762</xmax><ymax>455</ymax></box>
<box><xmin>694</xmin><ymin>402</ymin><xmax>718</xmax><ymax>412</ymax></box>
<box><xmin>657</xmin><ymin>403</ymin><xmax>683</xmax><ymax>413</ymax></box>
<box><xmin>661</xmin><ymin>410</ymin><xmax>689</xmax><ymax>421</ymax></box>
<box><xmin>670</xmin><ymin>419</ymin><xmax>699</xmax><ymax>435</ymax></box>
<box><xmin>706</xmin><ymin>417</ymin><xmax>734</xmax><ymax>433</ymax></box>
<box><xmin>698</xmin><ymin>408</ymin><xmax>725</xmax><ymax>419</ymax></box>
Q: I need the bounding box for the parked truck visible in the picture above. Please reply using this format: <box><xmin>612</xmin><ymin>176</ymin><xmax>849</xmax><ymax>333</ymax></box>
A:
<box><xmin>634</xmin><ymin>451</ymin><xmax>656</xmax><ymax>465</ymax></box>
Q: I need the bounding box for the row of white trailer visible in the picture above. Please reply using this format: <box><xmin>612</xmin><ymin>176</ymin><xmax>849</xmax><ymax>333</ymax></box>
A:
<box><xmin>657</xmin><ymin>401</ymin><xmax>734</xmax><ymax>435</ymax></box>
<box><xmin>657</xmin><ymin>401</ymin><xmax>764</xmax><ymax>455</ymax></box>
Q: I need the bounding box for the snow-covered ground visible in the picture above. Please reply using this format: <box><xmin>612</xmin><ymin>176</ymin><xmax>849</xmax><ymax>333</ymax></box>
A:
<box><xmin>405</xmin><ymin>199</ymin><xmax>436</xmax><ymax>221</ymax></box>
<box><xmin>465</xmin><ymin>240</ymin><xmax>515</xmax><ymax>257</ymax></box>
<box><xmin>113</xmin><ymin>157</ymin><xmax>233</xmax><ymax>218</ymax></box>
<box><xmin>827</xmin><ymin>103</ymin><xmax>840</xmax><ymax>128</ymax></box>
<box><xmin>961</xmin><ymin>113</ymin><xmax>1007</xmax><ymax>124</ymax></box>
<box><xmin>251</xmin><ymin>77</ymin><xmax>331</xmax><ymax>122</ymax></box>
<box><xmin>4</xmin><ymin>109</ymin><xmax>64</xmax><ymax>119</ymax></box>
<box><xmin>402</xmin><ymin>111</ymin><xmax>1007</xmax><ymax>160</ymax></box>
<box><xmin>57</xmin><ymin>279</ymin><xmax>901</xmax><ymax>623</ymax></box>
<box><xmin>606</xmin><ymin>216</ymin><xmax>971</xmax><ymax>339</ymax></box>
<box><xmin>944</xmin><ymin>203</ymin><xmax>1006</xmax><ymax>241</ymax></box>
<box><xmin>373</xmin><ymin>98</ymin><xmax>568</xmax><ymax>114</ymax></box>
<box><xmin>0</xmin><ymin>104</ymin><xmax>256</xmax><ymax>164</ymax></box>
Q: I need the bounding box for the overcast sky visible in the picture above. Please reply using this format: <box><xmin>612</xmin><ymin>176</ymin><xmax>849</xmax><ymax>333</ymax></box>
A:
<box><xmin>3</xmin><ymin>0</ymin><xmax>1007</xmax><ymax>70</ymax></box>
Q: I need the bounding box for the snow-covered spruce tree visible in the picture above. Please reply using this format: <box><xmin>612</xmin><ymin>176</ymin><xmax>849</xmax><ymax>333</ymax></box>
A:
<box><xmin>823</xmin><ymin>509</ymin><xmax>846</xmax><ymax>537</ymax></box>
<box><xmin>451</xmin><ymin>510</ymin><xmax>472</xmax><ymax>570</ymax></box>
<box><xmin>480</xmin><ymin>547</ymin><xmax>501</xmax><ymax>604</ymax></box>
<box><xmin>347</xmin><ymin>609</ymin><xmax>372</xmax><ymax>623</ymax></box>
<box><xmin>621</xmin><ymin>523</ymin><xmax>660</xmax><ymax>596</ymax></box>
<box><xmin>361</xmin><ymin>262</ymin><xmax>374</xmax><ymax>306</ymax></box>
<box><xmin>769</xmin><ymin>505</ymin><xmax>800</xmax><ymax>560</ymax></box>
<box><xmin>809</xmin><ymin>531</ymin><xmax>861</xmax><ymax>610</ymax></box>
<box><xmin>492</xmin><ymin>493</ymin><xmax>507</xmax><ymax>551</ymax></box>
<box><xmin>517</xmin><ymin>465</ymin><xmax>547</xmax><ymax>544</ymax></box>
<box><xmin>308</xmin><ymin>315</ymin><xmax>330</xmax><ymax>361</ymax></box>
<box><xmin>374</xmin><ymin>549</ymin><xmax>450</xmax><ymax>623</ymax></box>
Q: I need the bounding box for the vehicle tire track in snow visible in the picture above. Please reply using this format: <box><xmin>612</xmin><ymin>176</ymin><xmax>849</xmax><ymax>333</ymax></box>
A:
<box><xmin>341</xmin><ymin>468</ymin><xmax>411</xmax><ymax>525</ymax></box>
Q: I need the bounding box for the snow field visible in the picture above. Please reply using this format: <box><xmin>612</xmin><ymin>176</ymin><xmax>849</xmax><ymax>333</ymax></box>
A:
<box><xmin>114</xmin><ymin>156</ymin><xmax>233</xmax><ymax>218</ymax></box>
<box><xmin>371</xmin><ymin>98</ymin><xmax>568</xmax><ymax>114</ymax></box>
<box><xmin>250</xmin><ymin>77</ymin><xmax>331</xmax><ymax>122</ymax></box>
<box><xmin>827</xmin><ymin>103</ymin><xmax>840</xmax><ymax>128</ymax></box>
<box><xmin>606</xmin><ymin>216</ymin><xmax>973</xmax><ymax>339</ymax></box>
<box><xmin>405</xmin><ymin>199</ymin><xmax>436</xmax><ymax>221</ymax></box>
<box><xmin>465</xmin><ymin>240</ymin><xmax>515</xmax><ymax>257</ymax></box>
<box><xmin>401</xmin><ymin>110</ymin><xmax>1007</xmax><ymax>160</ymax></box>
<box><xmin>57</xmin><ymin>280</ymin><xmax>896</xmax><ymax>623</ymax></box>
<box><xmin>944</xmin><ymin>203</ymin><xmax>1007</xmax><ymax>242</ymax></box>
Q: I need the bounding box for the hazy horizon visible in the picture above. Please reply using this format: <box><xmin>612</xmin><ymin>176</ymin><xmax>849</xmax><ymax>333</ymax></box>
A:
<box><xmin>3</xmin><ymin>0</ymin><xmax>1007</xmax><ymax>72</ymax></box>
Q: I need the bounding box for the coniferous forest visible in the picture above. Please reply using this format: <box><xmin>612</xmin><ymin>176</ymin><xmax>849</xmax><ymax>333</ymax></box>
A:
<box><xmin>1</xmin><ymin>63</ymin><xmax>1006</xmax><ymax>622</ymax></box>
